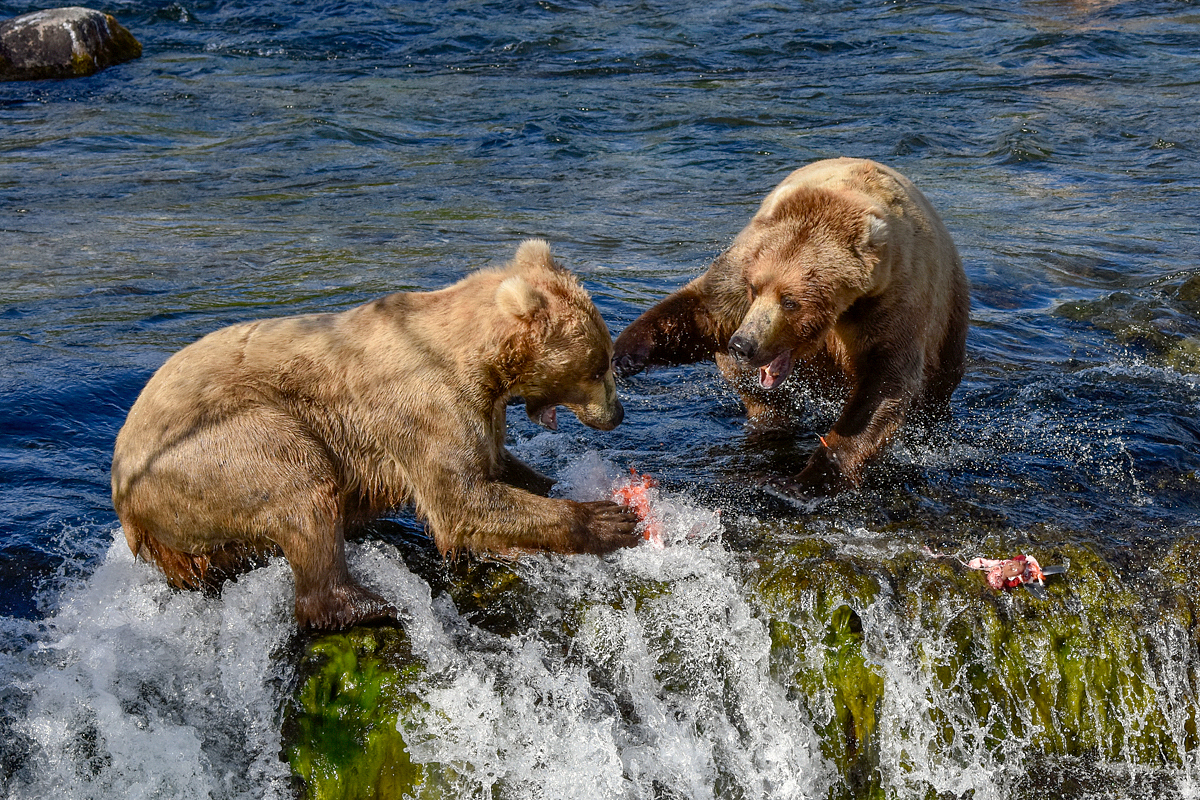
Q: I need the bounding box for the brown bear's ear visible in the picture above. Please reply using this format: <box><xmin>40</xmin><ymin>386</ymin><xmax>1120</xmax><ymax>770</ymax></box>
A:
<box><xmin>855</xmin><ymin>212</ymin><xmax>891</xmax><ymax>293</ymax></box>
<box><xmin>857</xmin><ymin>211</ymin><xmax>889</xmax><ymax>256</ymax></box>
<box><xmin>496</xmin><ymin>275</ymin><xmax>548</xmax><ymax>320</ymax></box>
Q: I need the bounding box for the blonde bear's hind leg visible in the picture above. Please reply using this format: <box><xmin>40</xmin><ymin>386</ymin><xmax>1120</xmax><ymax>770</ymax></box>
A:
<box><xmin>273</xmin><ymin>488</ymin><xmax>397</xmax><ymax>631</ymax></box>
<box><xmin>116</xmin><ymin>406</ymin><xmax>396</xmax><ymax>630</ymax></box>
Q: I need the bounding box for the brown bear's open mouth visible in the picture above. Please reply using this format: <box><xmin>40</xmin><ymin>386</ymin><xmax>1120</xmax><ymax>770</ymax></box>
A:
<box><xmin>758</xmin><ymin>350</ymin><xmax>795</xmax><ymax>390</ymax></box>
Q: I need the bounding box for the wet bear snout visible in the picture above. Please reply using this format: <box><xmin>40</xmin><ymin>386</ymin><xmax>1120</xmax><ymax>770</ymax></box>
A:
<box><xmin>728</xmin><ymin>334</ymin><xmax>757</xmax><ymax>362</ymax></box>
<box><xmin>610</xmin><ymin>399</ymin><xmax>624</xmax><ymax>428</ymax></box>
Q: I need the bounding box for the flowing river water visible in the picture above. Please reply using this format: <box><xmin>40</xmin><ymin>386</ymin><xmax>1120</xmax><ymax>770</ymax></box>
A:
<box><xmin>2</xmin><ymin>1</ymin><xmax>1199</xmax><ymax>798</ymax></box>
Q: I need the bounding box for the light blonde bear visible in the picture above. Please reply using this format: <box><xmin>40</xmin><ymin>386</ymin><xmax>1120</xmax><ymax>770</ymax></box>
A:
<box><xmin>113</xmin><ymin>240</ymin><xmax>637</xmax><ymax>629</ymax></box>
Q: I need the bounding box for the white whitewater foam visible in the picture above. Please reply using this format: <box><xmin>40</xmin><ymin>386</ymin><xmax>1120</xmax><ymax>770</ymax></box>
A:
<box><xmin>4</xmin><ymin>532</ymin><xmax>296</xmax><ymax>800</ymax></box>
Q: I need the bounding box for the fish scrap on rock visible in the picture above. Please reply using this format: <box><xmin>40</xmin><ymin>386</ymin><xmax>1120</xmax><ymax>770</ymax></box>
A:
<box><xmin>966</xmin><ymin>554</ymin><xmax>1067</xmax><ymax>600</ymax></box>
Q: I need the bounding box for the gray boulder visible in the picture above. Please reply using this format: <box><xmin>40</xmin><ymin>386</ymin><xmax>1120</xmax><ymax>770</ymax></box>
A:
<box><xmin>1</xmin><ymin>7</ymin><xmax>141</xmax><ymax>81</ymax></box>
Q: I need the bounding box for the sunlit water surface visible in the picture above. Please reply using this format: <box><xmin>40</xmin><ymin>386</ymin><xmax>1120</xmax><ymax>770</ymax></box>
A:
<box><xmin>2</xmin><ymin>1</ymin><xmax>1199</xmax><ymax>797</ymax></box>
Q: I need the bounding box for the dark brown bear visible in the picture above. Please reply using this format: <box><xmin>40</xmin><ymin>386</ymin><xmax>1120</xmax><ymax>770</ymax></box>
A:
<box><xmin>112</xmin><ymin>240</ymin><xmax>638</xmax><ymax>630</ymax></box>
<box><xmin>613</xmin><ymin>158</ymin><xmax>970</xmax><ymax>496</ymax></box>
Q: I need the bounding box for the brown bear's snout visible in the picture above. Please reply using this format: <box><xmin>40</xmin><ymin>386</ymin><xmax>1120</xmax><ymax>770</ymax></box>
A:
<box><xmin>729</xmin><ymin>297</ymin><xmax>787</xmax><ymax>368</ymax></box>
<box><xmin>729</xmin><ymin>317</ymin><xmax>774</xmax><ymax>367</ymax></box>
<box><xmin>728</xmin><ymin>333</ymin><xmax>758</xmax><ymax>362</ymax></box>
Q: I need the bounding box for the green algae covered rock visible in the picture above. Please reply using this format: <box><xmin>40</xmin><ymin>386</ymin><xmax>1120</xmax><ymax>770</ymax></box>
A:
<box><xmin>754</xmin><ymin>538</ymin><xmax>889</xmax><ymax>800</ymax></box>
<box><xmin>284</xmin><ymin>626</ymin><xmax>438</xmax><ymax>800</ymax></box>
<box><xmin>282</xmin><ymin>532</ymin><xmax>1200</xmax><ymax>799</ymax></box>
<box><xmin>751</xmin><ymin>532</ymin><xmax>1200</xmax><ymax>799</ymax></box>
<box><xmin>282</xmin><ymin>554</ymin><xmax>548</xmax><ymax>800</ymax></box>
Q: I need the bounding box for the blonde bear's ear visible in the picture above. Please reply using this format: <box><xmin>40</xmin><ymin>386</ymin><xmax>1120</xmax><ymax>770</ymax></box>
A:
<box><xmin>496</xmin><ymin>275</ymin><xmax>547</xmax><ymax>320</ymax></box>
<box><xmin>512</xmin><ymin>238</ymin><xmax>556</xmax><ymax>272</ymax></box>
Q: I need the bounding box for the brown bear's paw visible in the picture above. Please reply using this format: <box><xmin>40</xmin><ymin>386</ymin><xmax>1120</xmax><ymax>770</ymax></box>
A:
<box><xmin>613</xmin><ymin>311</ymin><xmax>660</xmax><ymax>376</ymax></box>
<box><xmin>763</xmin><ymin>474</ymin><xmax>827</xmax><ymax>504</ymax></box>
<box><xmin>612</xmin><ymin>336</ymin><xmax>652</xmax><ymax>377</ymax></box>
<box><xmin>571</xmin><ymin>500</ymin><xmax>640</xmax><ymax>554</ymax></box>
<box><xmin>295</xmin><ymin>582</ymin><xmax>398</xmax><ymax>631</ymax></box>
<box><xmin>765</xmin><ymin>446</ymin><xmax>857</xmax><ymax>500</ymax></box>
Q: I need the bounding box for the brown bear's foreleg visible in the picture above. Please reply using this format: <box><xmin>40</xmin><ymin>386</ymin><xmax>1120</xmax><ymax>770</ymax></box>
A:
<box><xmin>771</xmin><ymin>349</ymin><xmax>919</xmax><ymax>497</ymax></box>
<box><xmin>613</xmin><ymin>266</ymin><xmax>748</xmax><ymax>376</ymax></box>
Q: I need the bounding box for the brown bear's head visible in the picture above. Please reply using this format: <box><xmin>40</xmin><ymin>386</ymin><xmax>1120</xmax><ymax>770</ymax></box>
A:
<box><xmin>726</xmin><ymin>186</ymin><xmax>890</xmax><ymax>390</ymax></box>
<box><xmin>496</xmin><ymin>239</ymin><xmax>624</xmax><ymax>432</ymax></box>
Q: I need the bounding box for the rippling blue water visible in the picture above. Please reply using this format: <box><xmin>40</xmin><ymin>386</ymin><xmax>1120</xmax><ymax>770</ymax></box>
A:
<box><xmin>2</xmin><ymin>0</ymin><xmax>1199</xmax><ymax>796</ymax></box>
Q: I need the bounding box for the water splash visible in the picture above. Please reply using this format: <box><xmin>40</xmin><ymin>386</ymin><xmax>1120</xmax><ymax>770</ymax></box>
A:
<box><xmin>3</xmin><ymin>535</ymin><xmax>296</xmax><ymax>800</ymax></box>
<box><xmin>349</xmin><ymin>456</ymin><xmax>831</xmax><ymax>799</ymax></box>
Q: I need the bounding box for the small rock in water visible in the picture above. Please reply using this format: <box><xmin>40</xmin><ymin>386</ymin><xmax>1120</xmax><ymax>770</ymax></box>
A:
<box><xmin>0</xmin><ymin>6</ymin><xmax>142</xmax><ymax>81</ymax></box>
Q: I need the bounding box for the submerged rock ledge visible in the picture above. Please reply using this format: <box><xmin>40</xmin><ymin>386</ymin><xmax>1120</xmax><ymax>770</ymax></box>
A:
<box><xmin>283</xmin><ymin>535</ymin><xmax>1200</xmax><ymax>799</ymax></box>
<box><xmin>0</xmin><ymin>7</ymin><xmax>141</xmax><ymax>81</ymax></box>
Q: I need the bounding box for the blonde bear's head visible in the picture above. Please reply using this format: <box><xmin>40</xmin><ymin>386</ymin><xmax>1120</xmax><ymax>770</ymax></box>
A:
<box><xmin>494</xmin><ymin>239</ymin><xmax>623</xmax><ymax>431</ymax></box>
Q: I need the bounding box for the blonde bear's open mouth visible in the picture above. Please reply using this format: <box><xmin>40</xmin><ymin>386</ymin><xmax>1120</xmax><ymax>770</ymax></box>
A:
<box><xmin>758</xmin><ymin>350</ymin><xmax>795</xmax><ymax>390</ymax></box>
<box><xmin>527</xmin><ymin>403</ymin><xmax>558</xmax><ymax>430</ymax></box>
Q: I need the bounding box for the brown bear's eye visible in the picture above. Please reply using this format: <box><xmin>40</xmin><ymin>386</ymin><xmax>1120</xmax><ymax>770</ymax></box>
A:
<box><xmin>781</xmin><ymin>296</ymin><xmax>799</xmax><ymax>311</ymax></box>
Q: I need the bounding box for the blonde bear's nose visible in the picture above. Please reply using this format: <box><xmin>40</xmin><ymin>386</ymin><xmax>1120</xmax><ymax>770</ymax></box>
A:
<box><xmin>599</xmin><ymin>399</ymin><xmax>624</xmax><ymax>430</ymax></box>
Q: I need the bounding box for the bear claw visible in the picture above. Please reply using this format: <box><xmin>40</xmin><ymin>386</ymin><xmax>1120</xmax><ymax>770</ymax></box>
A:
<box><xmin>762</xmin><ymin>476</ymin><xmax>818</xmax><ymax>506</ymax></box>
<box><xmin>762</xmin><ymin>459</ymin><xmax>855</xmax><ymax>503</ymax></box>
<box><xmin>576</xmin><ymin>500</ymin><xmax>640</xmax><ymax>552</ymax></box>
<box><xmin>612</xmin><ymin>355</ymin><xmax>642</xmax><ymax>377</ymax></box>
<box><xmin>612</xmin><ymin>345</ymin><xmax>651</xmax><ymax>377</ymax></box>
